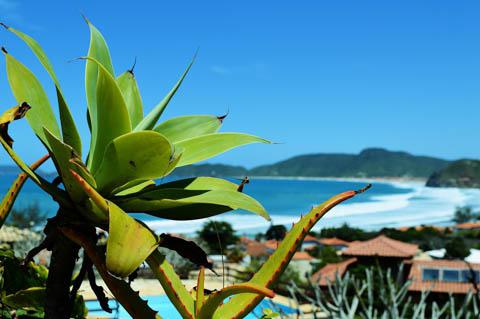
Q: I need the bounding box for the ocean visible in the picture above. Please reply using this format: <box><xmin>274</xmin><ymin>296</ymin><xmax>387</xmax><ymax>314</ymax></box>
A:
<box><xmin>2</xmin><ymin>175</ymin><xmax>480</xmax><ymax>235</ymax></box>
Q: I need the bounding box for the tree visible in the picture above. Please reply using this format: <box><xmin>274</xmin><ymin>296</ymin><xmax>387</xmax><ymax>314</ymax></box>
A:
<box><xmin>445</xmin><ymin>237</ymin><xmax>470</xmax><ymax>259</ymax></box>
<box><xmin>6</xmin><ymin>203</ymin><xmax>46</xmax><ymax>229</ymax></box>
<box><xmin>265</xmin><ymin>224</ymin><xmax>287</xmax><ymax>241</ymax></box>
<box><xmin>453</xmin><ymin>206</ymin><xmax>476</xmax><ymax>224</ymax></box>
<box><xmin>197</xmin><ymin>221</ymin><xmax>238</xmax><ymax>254</ymax></box>
<box><xmin>309</xmin><ymin>246</ymin><xmax>341</xmax><ymax>272</ymax></box>
<box><xmin>319</xmin><ymin>223</ymin><xmax>373</xmax><ymax>241</ymax></box>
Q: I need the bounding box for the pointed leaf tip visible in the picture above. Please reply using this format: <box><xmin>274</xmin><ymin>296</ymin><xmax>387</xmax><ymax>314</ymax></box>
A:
<box><xmin>128</xmin><ymin>57</ymin><xmax>137</xmax><ymax>75</ymax></box>
<box><xmin>217</xmin><ymin>111</ymin><xmax>228</xmax><ymax>123</ymax></box>
<box><xmin>355</xmin><ymin>183</ymin><xmax>372</xmax><ymax>194</ymax></box>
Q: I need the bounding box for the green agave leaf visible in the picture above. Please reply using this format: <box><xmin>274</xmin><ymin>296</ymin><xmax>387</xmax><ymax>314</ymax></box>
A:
<box><xmin>106</xmin><ymin>201</ymin><xmax>158</xmax><ymax>278</ymax></box>
<box><xmin>0</xmin><ymin>155</ymin><xmax>48</xmax><ymax>228</ymax></box>
<box><xmin>5</xmin><ymin>26</ymin><xmax>82</xmax><ymax>155</ymax></box>
<box><xmin>68</xmin><ymin>168</ymin><xmax>158</xmax><ymax>277</ymax></box>
<box><xmin>94</xmin><ymin>131</ymin><xmax>173</xmax><ymax>194</ymax></box>
<box><xmin>158</xmin><ymin>176</ymin><xmax>238</xmax><ymax>191</ymax></box>
<box><xmin>84</xmin><ymin>18</ymin><xmax>116</xmax><ymax>168</ymax></box>
<box><xmin>117</xmin><ymin>70</ymin><xmax>143</xmax><ymax>127</ymax></box>
<box><xmin>195</xmin><ymin>267</ymin><xmax>206</xmax><ymax>317</ymax></box>
<box><xmin>153</xmin><ymin>115</ymin><xmax>222</xmax><ymax>143</ymax></box>
<box><xmin>113</xmin><ymin>180</ymin><xmax>155</xmax><ymax>196</ymax></box>
<box><xmin>0</xmin><ymin>135</ymin><xmax>71</xmax><ymax>208</ymax></box>
<box><xmin>174</xmin><ymin>133</ymin><xmax>270</xmax><ymax>167</ymax></box>
<box><xmin>2</xmin><ymin>287</ymin><xmax>45</xmax><ymax>309</ymax></box>
<box><xmin>146</xmin><ymin>249</ymin><xmax>195</xmax><ymax>319</ymax></box>
<box><xmin>84</xmin><ymin>56</ymin><xmax>132</xmax><ymax>174</ymax></box>
<box><xmin>61</xmin><ymin>227</ymin><xmax>161</xmax><ymax>319</ymax></box>
<box><xmin>114</xmin><ymin>187</ymin><xmax>269</xmax><ymax>221</ymax></box>
<box><xmin>135</xmin><ymin>55</ymin><xmax>195</xmax><ymax>131</ymax></box>
<box><xmin>198</xmin><ymin>283</ymin><xmax>274</xmax><ymax>319</ymax></box>
<box><xmin>44</xmin><ymin>128</ymin><xmax>93</xmax><ymax>203</ymax></box>
<box><xmin>3</xmin><ymin>51</ymin><xmax>60</xmax><ymax>148</ymax></box>
<box><xmin>71</xmin><ymin>167</ymin><xmax>158</xmax><ymax>277</ymax></box>
<box><xmin>2</xmin><ymin>287</ymin><xmax>86</xmax><ymax>316</ymax></box>
<box><xmin>212</xmin><ymin>188</ymin><xmax>368</xmax><ymax>319</ymax></box>
<box><xmin>69</xmin><ymin>169</ymin><xmax>109</xmax><ymax>222</ymax></box>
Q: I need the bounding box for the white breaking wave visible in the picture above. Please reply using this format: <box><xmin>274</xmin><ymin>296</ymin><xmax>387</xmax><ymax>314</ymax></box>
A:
<box><xmin>145</xmin><ymin>182</ymin><xmax>480</xmax><ymax>235</ymax></box>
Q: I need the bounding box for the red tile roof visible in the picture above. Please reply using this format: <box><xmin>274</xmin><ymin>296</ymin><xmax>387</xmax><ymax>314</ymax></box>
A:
<box><xmin>246</xmin><ymin>241</ymin><xmax>269</xmax><ymax>257</ymax></box>
<box><xmin>318</xmin><ymin>237</ymin><xmax>350</xmax><ymax>247</ymax></box>
<box><xmin>311</xmin><ymin>258</ymin><xmax>358</xmax><ymax>286</ymax></box>
<box><xmin>264</xmin><ymin>240</ymin><xmax>279</xmax><ymax>250</ymax></box>
<box><xmin>408</xmin><ymin>259</ymin><xmax>480</xmax><ymax>294</ymax></box>
<box><xmin>455</xmin><ymin>222</ymin><xmax>480</xmax><ymax>230</ymax></box>
<box><xmin>304</xmin><ymin>235</ymin><xmax>318</xmax><ymax>242</ymax></box>
<box><xmin>292</xmin><ymin>251</ymin><xmax>314</xmax><ymax>261</ymax></box>
<box><xmin>342</xmin><ymin>235</ymin><xmax>418</xmax><ymax>258</ymax></box>
<box><xmin>240</xmin><ymin>237</ymin><xmax>255</xmax><ymax>245</ymax></box>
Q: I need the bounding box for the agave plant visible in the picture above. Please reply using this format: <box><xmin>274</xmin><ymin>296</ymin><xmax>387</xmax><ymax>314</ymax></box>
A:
<box><xmin>0</xmin><ymin>19</ymin><xmax>368</xmax><ymax>319</ymax></box>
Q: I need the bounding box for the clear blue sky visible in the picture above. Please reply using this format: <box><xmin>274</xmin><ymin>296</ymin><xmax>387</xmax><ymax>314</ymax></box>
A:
<box><xmin>1</xmin><ymin>1</ymin><xmax>480</xmax><ymax>168</ymax></box>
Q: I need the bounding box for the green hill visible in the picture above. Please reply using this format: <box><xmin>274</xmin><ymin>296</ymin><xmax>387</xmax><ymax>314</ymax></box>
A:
<box><xmin>249</xmin><ymin>148</ymin><xmax>450</xmax><ymax>178</ymax></box>
<box><xmin>0</xmin><ymin>148</ymin><xmax>451</xmax><ymax>179</ymax></box>
<box><xmin>426</xmin><ymin>159</ymin><xmax>480</xmax><ymax>188</ymax></box>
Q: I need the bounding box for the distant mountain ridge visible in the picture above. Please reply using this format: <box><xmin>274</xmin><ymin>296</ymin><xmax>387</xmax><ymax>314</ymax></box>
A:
<box><xmin>0</xmin><ymin>148</ymin><xmax>451</xmax><ymax>179</ymax></box>
<box><xmin>249</xmin><ymin>148</ymin><xmax>450</xmax><ymax>178</ymax></box>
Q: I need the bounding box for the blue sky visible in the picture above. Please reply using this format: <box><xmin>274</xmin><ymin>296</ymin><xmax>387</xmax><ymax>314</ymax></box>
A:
<box><xmin>1</xmin><ymin>1</ymin><xmax>480</xmax><ymax>168</ymax></box>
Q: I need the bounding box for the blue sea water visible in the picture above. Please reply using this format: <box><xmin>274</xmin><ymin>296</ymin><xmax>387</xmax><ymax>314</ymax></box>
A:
<box><xmin>2</xmin><ymin>174</ymin><xmax>480</xmax><ymax>234</ymax></box>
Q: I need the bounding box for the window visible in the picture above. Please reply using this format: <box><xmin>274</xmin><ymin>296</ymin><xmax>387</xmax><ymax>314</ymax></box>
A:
<box><xmin>422</xmin><ymin>268</ymin><xmax>440</xmax><ymax>281</ymax></box>
<box><xmin>461</xmin><ymin>270</ymin><xmax>480</xmax><ymax>283</ymax></box>
<box><xmin>443</xmin><ymin>270</ymin><xmax>460</xmax><ymax>282</ymax></box>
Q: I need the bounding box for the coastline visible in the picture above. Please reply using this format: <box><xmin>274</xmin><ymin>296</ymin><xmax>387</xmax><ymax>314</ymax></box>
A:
<box><xmin>247</xmin><ymin>175</ymin><xmax>427</xmax><ymax>186</ymax></box>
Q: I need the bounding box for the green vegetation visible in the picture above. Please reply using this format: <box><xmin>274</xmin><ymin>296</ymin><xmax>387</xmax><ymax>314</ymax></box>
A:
<box><xmin>0</xmin><ymin>20</ymin><xmax>365</xmax><ymax>319</ymax></box>
<box><xmin>287</xmin><ymin>266</ymin><xmax>480</xmax><ymax>319</ymax></box>
<box><xmin>250</xmin><ymin>148</ymin><xmax>449</xmax><ymax>178</ymax></box>
<box><xmin>197</xmin><ymin>221</ymin><xmax>238</xmax><ymax>254</ymax></box>
<box><xmin>452</xmin><ymin>206</ymin><xmax>479</xmax><ymax>224</ymax></box>
<box><xmin>308</xmin><ymin>245</ymin><xmax>341</xmax><ymax>272</ymax></box>
<box><xmin>311</xmin><ymin>222</ymin><xmax>478</xmax><ymax>253</ymax></box>
<box><xmin>0</xmin><ymin>249</ymin><xmax>86</xmax><ymax>318</ymax></box>
<box><xmin>445</xmin><ymin>237</ymin><xmax>470</xmax><ymax>259</ymax></box>
<box><xmin>265</xmin><ymin>224</ymin><xmax>287</xmax><ymax>241</ymax></box>
<box><xmin>427</xmin><ymin>159</ymin><xmax>480</xmax><ymax>188</ymax></box>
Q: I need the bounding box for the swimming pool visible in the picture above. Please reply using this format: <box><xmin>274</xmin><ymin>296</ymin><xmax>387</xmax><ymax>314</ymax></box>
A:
<box><xmin>86</xmin><ymin>295</ymin><xmax>296</xmax><ymax>318</ymax></box>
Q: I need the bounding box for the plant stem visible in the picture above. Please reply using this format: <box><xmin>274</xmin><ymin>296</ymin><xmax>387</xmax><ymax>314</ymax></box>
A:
<box><xmin>44</xmin><ymin>212</ymin><xmax>80</xmax><ymax>319</ymax></box>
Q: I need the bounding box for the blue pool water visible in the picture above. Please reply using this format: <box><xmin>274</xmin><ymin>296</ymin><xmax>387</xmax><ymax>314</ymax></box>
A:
<box><xmin>85</xmin><ymin>295</ymin><xmax>296</xmax><ymax>318</ymax></box>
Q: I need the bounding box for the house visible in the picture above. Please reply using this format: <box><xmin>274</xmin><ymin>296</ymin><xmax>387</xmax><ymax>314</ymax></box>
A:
<box><xmin>317</xmin><ymin>237</ymin><xmax>351</xmax><ymax>250</ymax></box>
<box><xmin>454</xmin><ymin>222</ymin><xmax>480</xmax><ymax>231</ymax></box>
<box><xmin>407</xmin><ymin>259</ymin><xmax>480</xmax><ymax>295</ymax></box>
<box><xmin>301</xmin><ymin>235</ymin><xmax>321</xmax><ymax>251</ymax></box>
<box><xmin>342</xmin><ymin>235</ymin><xmax>418</xmax><ymax>269</ymax></box>
<box><xmin>292</xmin><ymin>252</ymin><xmax>316</xmax><ymax>279</ymax></box>
<box><xmin>301</xmin><ymin>235</ymin><xmax>350</xmax><ymax>251</ymax></box>
<box><xmin>311</xmin><ymin>258</ymin><xmax>358</xmax><ymax>286</ymax></box>
<box><xmin>244</xmin><ymin>238</ymin><xmax>318</xmax><ymax>279</ymax></box>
